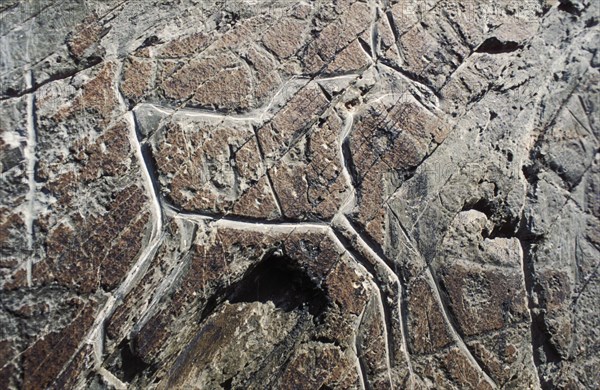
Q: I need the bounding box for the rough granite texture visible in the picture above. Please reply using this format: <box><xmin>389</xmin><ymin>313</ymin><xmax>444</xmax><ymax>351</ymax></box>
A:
<box><xmin>1</xmin><ymin>0</ymin><xmax>599</xmax><ymax>389</ymax></box>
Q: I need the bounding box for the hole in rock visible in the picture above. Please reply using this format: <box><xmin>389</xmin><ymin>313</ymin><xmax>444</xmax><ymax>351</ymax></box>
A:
<box><xmin>462</xmin><ymin>199</ymin><xmax>518</xmax><ymax>238</ymax></box>
<box><xmin>228</xmin><ymin>252</ymin><xmax>329</xmax><ymax>317</ymax></box>
<box><xmin>220</xmin><ymin>377</ymin><xmax>233</xmax><ymax>389</ymax></box>
<box><xmin>137</xmin><ymin>35</ymin><xmax>160</xmax><ymax>50</ymax></box>
<box><xmin>558</xmin><ymin>0</ymin><xmax>582</xmax><ymax>15</ymax></box>
<box><xmin>117</xmin><ymin>339</ymin><xmax>152</xmax><ymax>383</ymax></box>
<box><xmin>5</xmin><ymin>87</ymin><xmax>18</xmax><ymax>97</ymax></box>
<box><xmin>585</xmin><ymin>17</ymin><xmax>598</xmax><ymax>27</ymax></box>
<box><xmin>462</xmin><ymin>198</ymin><xmax>496</xmax><ymax>218</ymax></box>
<box><xmin>475</xmin><ymin>37</ymin><xmax>521</xmax><ymax>54</ymax></box>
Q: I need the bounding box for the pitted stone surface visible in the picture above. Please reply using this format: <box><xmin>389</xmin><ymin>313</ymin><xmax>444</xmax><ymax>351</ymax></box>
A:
<box><xmin>1</xmin><ymin>0</ymin><xmax>598</xmax><ymax>389</ymax></box>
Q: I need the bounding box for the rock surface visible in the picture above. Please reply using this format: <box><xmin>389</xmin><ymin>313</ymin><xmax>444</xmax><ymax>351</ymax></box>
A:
<box><xmin>1</xmin><ymin>0</ymin><xmax>598</xmax><ymax>389</ymax></box>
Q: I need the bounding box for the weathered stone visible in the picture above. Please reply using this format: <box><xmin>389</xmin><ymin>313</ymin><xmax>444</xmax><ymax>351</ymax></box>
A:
<box><xmin>435</xmin><ymin>211</ymin><xmax>529</xmax><ymax>336</ymax></box>
<box><xmin>302</xmin><ymin>1</ymin><xmax>372</xmax><ymax>74</ymax></box>
<box><xmin>241</xmin><ymin>45</ymin><xmax>282</xmax><ymax>106</ymax></box>
<box><xmin>149</xmin><ymin>113</ymin><xmax>280</xmax><ymax>219</ymax></box>
<box><xmin>407</xmin><ymin>275</ymin><xmax>454</xmax><ymax>354</ymax></box>
<box><xmin>356</xmin><ymin>295</ymin><xmax>393</xmax><ymax>388</ymax></box>
<box><xmin>466</xmin><ymin>325</ymin><xmax>539</xmax><ymax>388</ymax></box>
<box><xmin>411</xmin><ymin>346</ymin><xmax>494</xmax><ymax>390</ymax></box>
<box><xmin>51</xmin><ymin>61</ymin><xmax>121</xmax><ymax>125</ymax></box>
<box><xmin>35</xmin><ymin>186</ymin><xmax>150</xmax><ymax>293</ymax></box>
<box><xmin>257</xmin><ymin>83</ymin><xmax>330</xmax><ymax>163</ymax></box>
<box><xmin>154</xmin><ymin>32</ymin><xmax>211</xmax><ymax>59</ymax></box>
<box><xmin>50</xmin><ymin>344</ymin><xmax>95</xmax><ymax>390</ymax></box>
<box><xmin>325</xmin><ymin>255</ymin><xmax>369</xmax><ymax>315</ymax></box>
<box><xmin>22</xmin><ymin>302</ymin><xmax>96</xmax><ymax>390</ymax></box>
<box><xmin>66</xmin><ymin>13</ymin><xmax>106</xmax><ymax>63</ymax></box>
<box><xmin>156</xmin><ymin>41</ymin><xmax>281</xmax><ymax>112</ymax></box>
<box><xmin>0</xmin><ymin>97</ymin><xmax>31</xmax><ymax>289</ymax></box>
<box><xmin>261</xmin><ymin>17</ymin><xmax>308</xmax><ymax>60</ymax></box>
<box><xmin>348</xmin><ymin>93</ymin><xmax>449</xmax><ymax>247</ymax></box>
<box><xmin>109</xmin><ymin>222</ymin><xmax>374</xmax><ymax>387</ymax></box>
<box><xmin>324</xmin><ymin>39</ymin><xmax>372</xmax><ymax>75</ymax></box>
<box><xmin>274</xmin><ymin>342</ymin><xmax>360</xmax><ymax>389</ymax></box>
<box><xmin>158</xmin><ymin>302</ymin><xmax>299</xmax><ymax>390</ymax></box>
<box><xmin>129</xmin><ymin>226</ymin><xmax>283</xmax><ymax>366</ymax></box>
<box><xmin>269</xmin><ymin>111</ymin><xmax>351</xmax><ymax>220</ymax></box>
<box><xmin>0</xmin><ymin>340</ymin><xmax>18</xmax><ymax>389</ymax></box>
<box><xmin>2</xmin><ymin>0</ymin><xmax>599</xmax><ymax>388</ymax></box>
<box><xmin>441</xmin><ymin>347</ymin><xmax>494</xmax><ymax>390</ymax></box>
<box><xmin>120</xmin><ymin>56</ymin><xmax>155</xmax><ymax>105</ymax></box>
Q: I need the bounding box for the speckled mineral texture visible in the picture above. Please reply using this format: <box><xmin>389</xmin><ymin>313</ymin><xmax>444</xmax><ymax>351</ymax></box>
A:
<box><xmin>1</xmin><ymin>0</ymin><xmax>598</xmax><ymax>388</ymax></box>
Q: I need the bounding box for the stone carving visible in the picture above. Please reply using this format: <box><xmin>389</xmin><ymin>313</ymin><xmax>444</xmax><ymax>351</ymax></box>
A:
<box><xmin>1</xmin><ymin>0</ymin><xmax>598</xmax><ymax>389</ymax></box>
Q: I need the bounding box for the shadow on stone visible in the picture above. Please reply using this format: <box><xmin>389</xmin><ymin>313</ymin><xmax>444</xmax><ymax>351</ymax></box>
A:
<box><xmin>116</xmin><ymin>339</ymin><xmax>153</xmax><ymax>383</ymax></box>
<box><xmin>228</xmin><ymin>252</ymin><xmax>329</xmax><ymax>317</ymax></box>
